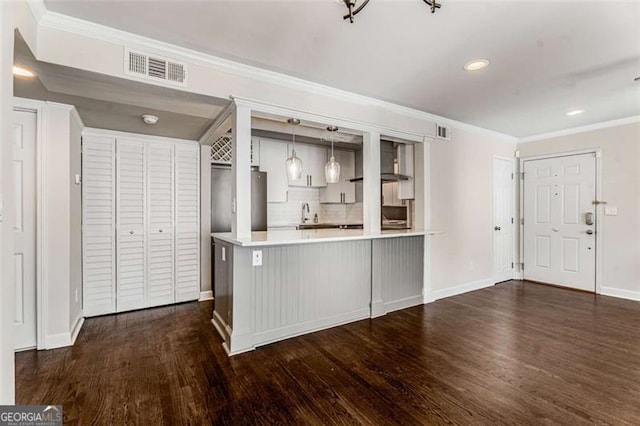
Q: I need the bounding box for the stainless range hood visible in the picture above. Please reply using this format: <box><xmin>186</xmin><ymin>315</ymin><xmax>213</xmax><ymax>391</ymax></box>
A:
<box><xmin>349</xmin><ymin>140</ymin><xmax>411</xmax><ymax>182</ymax></box>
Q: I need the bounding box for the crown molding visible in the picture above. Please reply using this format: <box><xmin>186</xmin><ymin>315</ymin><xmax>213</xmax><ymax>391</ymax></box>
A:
<box><xmin>518</xmin><ymin>116</ymin><xmax>640</xmax><ymax>144</ymax></box>
<box><xmin>26</xmin><ymin>0</ymin><xmax>517</xmax><ymax>144</ymax></box>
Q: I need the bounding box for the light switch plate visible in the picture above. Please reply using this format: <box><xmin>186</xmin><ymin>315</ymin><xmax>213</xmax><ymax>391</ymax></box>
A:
<box><xmin>604</xmin><ymin>206</ymin><xmax>618</xmax><ymax>216</ymax></box>
<box><xmin>222</xmin><ymin>246</ymin><xmax>226</xmax><ymax>262</ymax></box>
<box><xmin>252</xmin><ymin>250</ymin><xmax>262</xmax><ymax>266</ymax></box>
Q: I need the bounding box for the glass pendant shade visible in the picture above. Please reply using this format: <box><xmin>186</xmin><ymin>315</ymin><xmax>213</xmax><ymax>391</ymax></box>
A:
<box><xmin>325</xmin><ymin>156</ymin><xmax>340</xmax><ymax>183</ymax></box>
<box><xmin>286</xmin><ymin>149</ymin><xmax>303</xmax><ymax>180</ymax></box>
<box><xmin>324</xmin><ymin>125</ymin><xmax>341</xmax><ymax>183</ymax></box>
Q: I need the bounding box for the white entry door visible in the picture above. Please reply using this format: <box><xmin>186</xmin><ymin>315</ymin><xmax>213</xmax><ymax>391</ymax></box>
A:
<box><xmin>493</xmin><ymin>157</ymin><xmax>514</xmax><ymax>282</ymax></box>
<box><xmin>13</xmin><ymin>109</ymin><xmax>37</xmax><ymax>350</ymax></box>
<box><xmin>523</xmin><ymin>153</ymin><xmax>596</xmax><ymax>291</ymax></box>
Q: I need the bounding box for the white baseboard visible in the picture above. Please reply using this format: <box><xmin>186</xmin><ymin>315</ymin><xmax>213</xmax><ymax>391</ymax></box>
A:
<box><xmin>70</xmin><ymin>314</ymin><xmax>85</xmax><ymax>345</ymax></box>
<box><xmin>600</xmin><ymin>286</ymin><xmax>640</xmax><ymax>302</ymax></box>
<box><xmin>45</xmin><ymin>332</ymin><xmax>71</xmax><ymax>350</ymax></box>
<box><xmin>45</xmin><ymin>313</ymin><xmax>85</xmax><ymax>350</ymax></box>
<box><xmin>430</xmin><ymin>278</ymin><xmax>496</xmax><ymax>302</ymax></box>
<box><xmin>383</xmin><ymin>295</ymin><xmax>424</xmax><ymax>314</ymax></box>
<box><xmin>199</xmin><ymin>290</ymin><xmax>214</xmax><ymax>301</ymax></box>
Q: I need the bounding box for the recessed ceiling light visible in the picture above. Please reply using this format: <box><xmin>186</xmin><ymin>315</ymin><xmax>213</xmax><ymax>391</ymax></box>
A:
<box><xmin>464</xmin><ymin>59</ymin><xmax>490</xmax><ymax>72</ymax></box>
<box><xmin>141</xmin><ymin>114</ymin><xmax>159</xmax><ymax>125</ymax></box>
<box><xmin>13</xmin><ymin>66</ymin><xmax>34</xmax><ymax>78</ymax></box>
<box><xmin>566</xmin><ymin>109</ymin><xmax>584</xmax><ymax>116</ymax></box>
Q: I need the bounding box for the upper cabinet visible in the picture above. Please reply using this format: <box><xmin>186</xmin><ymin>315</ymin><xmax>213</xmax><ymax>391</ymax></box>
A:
<box><xmin>287</xmin><ymin>144</ymin><xmax>327</xmax><ymax>188</ymax></box>
<box><xmin>320</xmin><ymin>149</ymin><xmax>356</xmax><ymax>204</ymax></box>
<box><xmin>257</xmin><ymin>137</ymin><xmax>288</xmax><ymax>203</ymax></box>
<box><xmin>397</xmin><ymin>144</ymin><xmax>414</xmax><ymax>200</ymax></box>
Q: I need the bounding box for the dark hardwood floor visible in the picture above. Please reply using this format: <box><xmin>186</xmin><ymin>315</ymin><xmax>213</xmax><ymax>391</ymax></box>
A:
<box><xmin>16</xmin><ymin>281</ymin><xmax>640</xmax><ymax>425</ymax></box>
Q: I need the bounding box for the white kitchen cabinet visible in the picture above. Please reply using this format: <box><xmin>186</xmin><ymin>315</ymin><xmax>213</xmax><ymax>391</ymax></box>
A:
<box><xmin>288</xmin><ymin>143</ymin><xmax>327</xmax><ymax>188</ymax></box>
<box><xmin>82</xmin><ymin>129</ymin><xmax>200</xmax><ymax>316</ymax></box>
<box><xmin>382</xmin><ymin>182</ymin><xmax>405</xmax><ymax>206</ymax></box>
<box><xmin>397</xmin><ymin>144</ymin><xmax>414</xmax><ymax>200</ymax></box>
<box><xmin>257</xmin><ymin>138</ymin><xmax>288</xmax><ymax>202</ymax></box>
<box><xmin>320</xmin><ymin>149</ymin><xmax>356</xmax><ymax>204</ymax></box>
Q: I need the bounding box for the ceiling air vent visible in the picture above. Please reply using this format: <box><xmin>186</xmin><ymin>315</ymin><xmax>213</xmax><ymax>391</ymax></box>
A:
<box><xmin>436</xmin><ymin>124</ymin><xmax>451</xmax><ymax>140</ymax></box>
<box><xmin>124</xmin><ymin>48</ymin><xmax>187</xmax><ymax>87</ymax></box>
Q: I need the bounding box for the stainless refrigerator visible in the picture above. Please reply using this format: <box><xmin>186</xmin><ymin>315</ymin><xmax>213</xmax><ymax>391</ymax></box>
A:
<box><xmin>211</xmin><ymin>165</ymin><xmax>268</xmax><ymax>232</ymax></box>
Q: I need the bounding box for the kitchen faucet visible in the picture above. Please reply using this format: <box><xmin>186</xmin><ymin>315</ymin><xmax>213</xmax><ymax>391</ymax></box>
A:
<box><xmin>301</xmin><ymin>203</ymin><xmax>310</xmax><ymax>223</ymax></box>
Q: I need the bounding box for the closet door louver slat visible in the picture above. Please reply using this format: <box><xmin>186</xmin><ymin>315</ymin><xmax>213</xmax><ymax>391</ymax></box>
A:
<box><xmin>82</xmin><ymin>135</ymin><xmax>117</xmax><ymax>316</ymax></box>
<box><xmin>146</xmin><ymin>142</ymin><xmax>175</xmax><ymax>307</ymax></box>
<box><xmin>116</xmin><ymin>138</ymin><xmax>147</xmax><ymax>312</ymax></box>
<box><xmin>174</xmin><ymin>144</ymin><xmax>200</xmax><ymax>302</ymax></box>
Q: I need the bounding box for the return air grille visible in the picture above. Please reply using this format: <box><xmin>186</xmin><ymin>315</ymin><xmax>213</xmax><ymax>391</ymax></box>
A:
<box><xmin>436</xmin><ymin>124</ymin><xmax>451</xmax><ymax>140</ymax></box>
<box><xmin>125</xmin><ymin>48</ymin><xmax>187</xmax><ymax>87</ymax></box>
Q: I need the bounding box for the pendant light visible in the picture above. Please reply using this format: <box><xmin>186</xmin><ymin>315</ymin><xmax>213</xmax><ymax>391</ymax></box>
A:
<box><xmin>285</xmin><ymin>118</ymin><xmax>303</xmax><ymax>181</ymax></box>
<box><xmin>324</xmin><ymin>125</ymin><xmax>341</xmax><ymax>183</ymax></box>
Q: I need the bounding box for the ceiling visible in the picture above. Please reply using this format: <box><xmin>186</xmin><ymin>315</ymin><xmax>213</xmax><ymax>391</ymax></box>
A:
<box><xmin>43</xmin><ymin>0</ymin><xmax>640</xmax><ymax>138</ymax></box>
<box><xmin>14</xmin><ymin>33</ymin><xmax>228</xmax><ymax>139</ymax></box>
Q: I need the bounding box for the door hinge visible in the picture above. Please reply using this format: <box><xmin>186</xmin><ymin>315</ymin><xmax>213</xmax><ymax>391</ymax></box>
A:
<box><xmin>520</xmin><ymin>218</ymin><xmax>524</xmax><ymax>225</ymax></box>
<box><xmin>520</xmin><ymin>172</ymin><xmax>526</xmax><ymax>179</ymax></box>
<box><xmin>511</xmin><ymin>262</ymin><xmax>514</xmax><ymax>269</ymax></box>
<box><xmin>511</xmin><ymin>217</ymin><xmax>514</xmax><ymax>224</ymax></box>
<box><xmin>511</xmin><ymin>172</ymin><xmax>514</xmax><ymax>179</ymax></box>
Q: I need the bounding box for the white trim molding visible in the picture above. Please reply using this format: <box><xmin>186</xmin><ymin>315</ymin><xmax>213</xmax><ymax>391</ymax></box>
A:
<box><xmin>430</xmin><ymin>278</ymin><xmax>496</xmax><ymax>302</ymax></box>
<box><xmin>518</xmin><ymin>116</ymin><xmax>640</xmax><ymax>144</ymax></box>
<box><xmin>70</xmin><ymin>314</ymin><xmax>84</xmax><ymax>345</ymax></box>
<box><xmin>600</xmin><ymin>287</ymin><xmax>640</xmax><ymax>302</ymax></box>
<box><xmin>199</xmin><ymin>291</ymin><xmax>213</xmax><ymax>301</ymax></box>
<box><xmin>26</xmin><ymin>0</ymin><xmax>517</xmax><ymax>144</ymax></box>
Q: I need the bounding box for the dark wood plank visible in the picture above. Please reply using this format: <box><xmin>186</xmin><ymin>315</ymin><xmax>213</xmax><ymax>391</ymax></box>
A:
<box><xmin>15</xmin><ymin>281</ymin><xmax>640</xmax><ymax>425</ymax></box>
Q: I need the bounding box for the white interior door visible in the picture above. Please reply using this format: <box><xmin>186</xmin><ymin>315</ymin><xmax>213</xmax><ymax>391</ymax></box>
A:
<box><xmin>146</xmin><ymin>141</ymin><xmax>175</xmax><ymax>307</ymax></box>
<box><xmin>523</xmin><ymin>153</ymin><xmax>596</xmax><ymax>291</ymax></box>
<box><xmin>13</xmin><ymin>109</ymin><xmax>37</xmax><ymax>350</ymax></box>
<box><xmin>116</xmin><ymin>138</ymin><xmax>147</xmax><ymax>312</ymax></box>
<box><xmin>493</xmin><ymin>157</ymin><xmax>514</xmax><ymax>283</ymax></box>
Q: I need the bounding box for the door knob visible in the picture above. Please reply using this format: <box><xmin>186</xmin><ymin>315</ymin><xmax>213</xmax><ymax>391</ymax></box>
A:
<box><xmin>130</xmin><ymin>230</ymin><xmax>134</xmax><ymax>235</ymax></box>
<box><xmin>552</xmin><ymin>227</ymin><xmax>559</xmax><ymax>232</ymax></box>
<box><xmin>586</xmin><ymin>229</ymin><xmax>594</xmax><ymax>235</ymax></box>
<box><xmin>494</xmin><ymin>226</ymin><xmax>501</xmax><ymax>231</ymax></box>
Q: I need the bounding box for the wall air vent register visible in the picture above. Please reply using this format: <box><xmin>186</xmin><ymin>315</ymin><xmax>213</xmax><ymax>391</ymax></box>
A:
<box><xmin>124</xmin><ymin>48</ymin><xmax>187</xmax><ymax>87</ymax></box>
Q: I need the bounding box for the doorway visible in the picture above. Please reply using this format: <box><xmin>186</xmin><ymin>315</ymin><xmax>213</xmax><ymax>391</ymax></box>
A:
<box><xmin>492</xmin><ymin>156</ymin><xmax>514</xmax><ymax>283</ymax></box>
<box><xmin>12</xmin><ymin>109</ymin><xmax>37</xmax><ymax>350</ymax></box>
<box><xmin>522</xmin><ymin>153</ymin><xmax>597</xmax><ymax>291</ymax></box>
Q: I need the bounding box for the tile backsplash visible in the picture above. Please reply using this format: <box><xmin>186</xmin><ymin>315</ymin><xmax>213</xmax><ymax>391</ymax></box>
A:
<box><xmin>268</xmin><ymin>187</ymin><xmax>363</xmax><ymax>227</ymax></box>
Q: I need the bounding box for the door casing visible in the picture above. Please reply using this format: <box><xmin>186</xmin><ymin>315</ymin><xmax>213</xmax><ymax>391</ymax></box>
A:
<box><xmin>492</xmin><ymin>155</ymin><xmax>516</xmax><ymax>282</ymax></box>
<box><xmin>519</xmin><ymin>149</ymin><xmax>603</xmax><ymax>294</ymax></box>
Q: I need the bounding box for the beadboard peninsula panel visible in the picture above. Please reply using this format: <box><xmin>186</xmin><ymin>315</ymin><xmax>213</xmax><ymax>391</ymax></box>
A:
<box><xmin>374</xmin><ymin>236</ymin><xmax>424</xmax><ymax>313</ymax></box>
<box><xmin>252</xmin><ymin>240</ymin><xmax>371</xmax><ymax>345</ymax></box>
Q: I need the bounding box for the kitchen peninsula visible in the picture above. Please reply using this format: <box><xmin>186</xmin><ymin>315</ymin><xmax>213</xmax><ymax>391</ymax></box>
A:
<box><xmin>204</xmin><ymin>98</ymin><xmax>435</xmax><ymax>356</ymax></box>
<box><xmin>212</xmin><ymin>228</ymin><xmax>435</xmax><ymax>355</ymax></box>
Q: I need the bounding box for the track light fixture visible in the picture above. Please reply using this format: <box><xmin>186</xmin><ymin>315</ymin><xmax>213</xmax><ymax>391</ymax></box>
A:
<box><xmin>343</xmin><ymin>0</ymin><xmax>441</xmax><ymax>23</ymax></box>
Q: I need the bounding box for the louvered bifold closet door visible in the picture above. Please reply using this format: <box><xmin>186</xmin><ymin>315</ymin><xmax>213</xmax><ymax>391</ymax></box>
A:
<box><xmin>116</xmin><ymin>138</ymin><xmax>147</xmax><ymax>312</ymax></box>
<box><xmin>146</xmin><ymin>142</ymin><xmax>175</xmax><ymax>307</ymax></box>
<box><xmin>82</xmin><ymin>135</ymin><xmax>117</xmax><ymax>316</ymax></box>
<box><xmin>174</xmin><ymin>143</ymin><xmax>200</xmax><ymax>302</ymax></box>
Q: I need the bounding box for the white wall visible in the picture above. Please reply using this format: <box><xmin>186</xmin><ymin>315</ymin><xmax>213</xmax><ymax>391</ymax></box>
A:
<box><xmin>0</xmin><ymin>0</ymin><xmax>16</xmax><ymax>405</ymax></box>
<box><xmin>69</xmin><ymin>110</ymin><xmax>83</xmax><ymax>330</ymax></box>
<box><xmin>43</xmin><ymin>103</ymin><xmax>84</xmax><ymax>346</ymax></box>
<box><xmin>517</xmin><ymin>121</ymin><xmax>640</xmax><ymax>299</ymax></box>
<box><xmin>429</xmin><ymin>129</ymin><xmax>516</xmax><ymax>298</ymax></box>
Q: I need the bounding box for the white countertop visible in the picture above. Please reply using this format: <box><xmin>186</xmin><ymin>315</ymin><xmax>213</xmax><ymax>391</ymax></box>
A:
<box><xmin>211</xmin><ymin>228</ymin><xmax>444</xmax><ymax>247</ymax></box>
